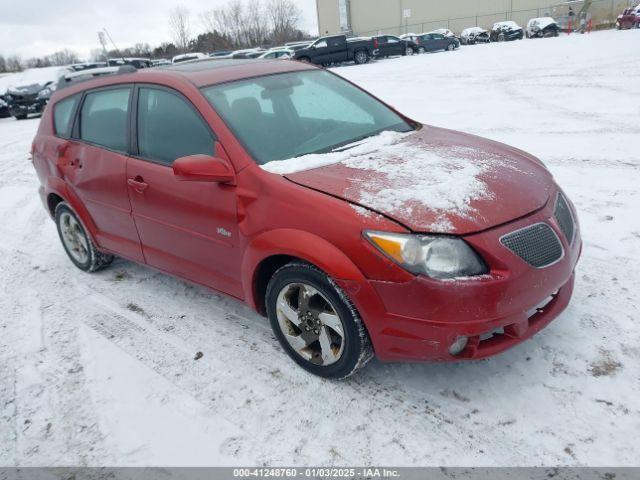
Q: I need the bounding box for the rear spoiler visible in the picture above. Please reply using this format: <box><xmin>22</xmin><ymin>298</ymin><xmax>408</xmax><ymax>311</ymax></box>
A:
<box><xmin>56</xmin><ymin>65</ymin><xmax>137</xmax><ymax>91</ymax></box>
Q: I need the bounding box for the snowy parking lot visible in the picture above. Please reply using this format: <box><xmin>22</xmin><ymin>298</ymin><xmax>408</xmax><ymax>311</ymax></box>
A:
<box><xmin>1</xmin><ymin>29</ymin><xmax>639</xmax><ymax>466</ymax></box>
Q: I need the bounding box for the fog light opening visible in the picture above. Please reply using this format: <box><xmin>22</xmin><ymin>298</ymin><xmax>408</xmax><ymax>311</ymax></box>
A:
<box><xmin>449</xmin><ymin>336</ymin><xmax>469</xmax><ymax>356</ymax></box>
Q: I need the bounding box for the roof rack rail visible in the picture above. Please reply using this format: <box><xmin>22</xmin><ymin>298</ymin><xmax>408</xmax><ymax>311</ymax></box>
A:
<box><xmin>56</xmin><ymin>65</ymin><xmax>137</xmax><ymax>91</ymax></box>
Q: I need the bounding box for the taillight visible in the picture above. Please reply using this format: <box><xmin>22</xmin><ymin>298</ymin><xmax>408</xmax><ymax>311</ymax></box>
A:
<box><xmin>373</xmin><ymin>38</ymin><xmax>379</xmax><ymax>48</ymax></box>
<box><xmin>30</xmin><ymin>141</ymin><xmax>35</xmax><ymax>161</ymax></box>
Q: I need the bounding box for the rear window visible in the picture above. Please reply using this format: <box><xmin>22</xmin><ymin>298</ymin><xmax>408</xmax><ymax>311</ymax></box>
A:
<box><xmin>79</xmin><ymin>88</ymin><xmax>131</xmax><ymax>152</ymax></box>
<box><xmin>54</xmin><ymin>95</ymin><xmax>80</xmax><ymax>138</ymax></box>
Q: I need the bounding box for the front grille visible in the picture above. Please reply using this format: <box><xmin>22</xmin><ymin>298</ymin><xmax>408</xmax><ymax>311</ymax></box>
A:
<box><xmin>500</xmin><ymin>223</ymin><xmax>563</xmax><ymax>268</ymax></box>
<box><xmin>554</xmin><ymin>193</ymin><xmax>575</xmax><ymax>244</ymax></box>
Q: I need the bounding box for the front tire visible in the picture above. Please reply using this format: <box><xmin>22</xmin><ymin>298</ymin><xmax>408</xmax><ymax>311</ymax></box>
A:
<box><xmin>55</xmin><ymin>203</ymin><xmax>114</xmax><ymax>272</ymax></box>
<box><xmin>14</xmin><ymin>114</ymin><xmax>27</xmax><ymax>120</ymax></box>
<box><xmin>266</xmin><ymin>262</ymin><xmax>373</xmax><ymax>379</ymax></box>
<box><xmin>417</xmin><ymin>46</ymin><xmax>425</xmax><ymax>54</ymax></box>
<box><xmin>447</xmin><ymin>43</ymin><xmax>455</xmax><ymax>51</ymax></box>
<box><xmin>404</xmin><ymin>47</ymin><xmax>413</xmax><ymax>56</ymax></box>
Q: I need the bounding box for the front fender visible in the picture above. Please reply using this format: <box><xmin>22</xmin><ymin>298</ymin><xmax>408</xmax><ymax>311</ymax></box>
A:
<box><xmin>241</xmin><ymin>229</ymin><xmax>366</xmax><ymax>310</ymax></box>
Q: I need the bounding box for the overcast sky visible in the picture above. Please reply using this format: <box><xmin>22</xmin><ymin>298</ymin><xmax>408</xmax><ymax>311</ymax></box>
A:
<box><xmin>0</xmin><ymin>0</ymin><xmax>319</xmax><ymax>60</ymax></box>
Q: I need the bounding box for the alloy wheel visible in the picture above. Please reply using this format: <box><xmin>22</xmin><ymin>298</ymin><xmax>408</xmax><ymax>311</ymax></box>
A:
<box><xmin>275</xmin><ymin>282</ymin><xmax>345</xmax><ymax>366</ymax></box>
<box><xmin>59</xmin><ymin>211</ymin><xmax>89</xmax><ymax>264</ymax></box>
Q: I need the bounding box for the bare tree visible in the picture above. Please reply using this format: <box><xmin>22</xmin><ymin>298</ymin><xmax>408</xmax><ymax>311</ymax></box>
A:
<box><xmin>169</xmin><ymin>6</ymin><xmax>192</xmax><ymax>52</ymax></box>
<box><xmin>267</xmin><ymin>0</ymin><xmax>302</xmax><ymax>45</ymax></box>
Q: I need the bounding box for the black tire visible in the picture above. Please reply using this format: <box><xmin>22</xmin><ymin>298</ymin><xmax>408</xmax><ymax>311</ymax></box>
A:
<box><xmin>14</xmin><ymin>114</ymin><xmax>27</xmax><ymax>120</ymax></box>
<box><xmin>404</xmin><ymin>47</ymin><xmax>413</xmax><ymax>56</ymax></box>
<box><xmin>353</xmin><ymin>49</ymin><xmax>369</xmax><ymax>65</ymax></box>
<box><xmin>55</xmin><ymin>202</ymin><xmax>114</xmax><ymax>272</ymax></box>
<box><xmin>266</xmin><ymin>262</ymin><xmax>373</xmax><ymax>379</ymax></box>
<box><xmin>498</xmin><ymin>33</ymin><xmax>505</xmax><ymax>42</ymax></box>
<box><xmin>417</xmin><ymin>46</ymin><xmax>426</xmax><ymax>54</ymax></box>
<box><xmin>446</xmin><ymin>42</ymin><xmax>455</xmax><ymax>51</ymax></box>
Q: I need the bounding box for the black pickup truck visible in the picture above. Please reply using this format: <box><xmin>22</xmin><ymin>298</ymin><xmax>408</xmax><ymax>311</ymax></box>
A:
<box><xmin>294</xmin><ymin>35</ymin><xmax>377</xmax><ymax>66</ymax></box>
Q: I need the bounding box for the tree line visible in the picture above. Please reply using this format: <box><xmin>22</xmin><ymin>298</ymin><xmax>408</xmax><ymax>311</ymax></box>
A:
<box><xmin>0</xmin><ymin>0</ymin><xmax>309</xmax><ymax>73</ymax></box>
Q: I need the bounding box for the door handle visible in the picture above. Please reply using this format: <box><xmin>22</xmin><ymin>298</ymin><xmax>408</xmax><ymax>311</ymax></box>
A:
<box><xmin>127</xmin><ymin>177</ymin><xmax>148</xmax><ymax>194</ymax></box>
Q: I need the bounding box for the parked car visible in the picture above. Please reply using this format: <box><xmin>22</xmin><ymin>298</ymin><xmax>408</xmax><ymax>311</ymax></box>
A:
<box><xmin>151</xmin><ymin>59</ymin><xmax>172</xmax><ymax>67</ymax></box>
<box><xmin>294</xmin><ymin>35</ymin><xmax>377</xmax><ymax>65</ymax></box>
<box><xmin>460</xmin><ymin>27</ymin><xmax>491</xmax><ymax>45</ymax></box>
<box><xmin>69</xmin><ymin>62</ymin><xmax>108</xmax><ymax>72</ymax></box>
<box><xmin>209</xmin><ymin>50</ymin><xmax>234</xmax><ymax>57</ymax></box>
<box><xmin>172</xmin><ymin>53</ymin><xmax>209</xmax><ymax>64</ymax></box>
<box><xmin>416</xmin><ymin>32</ymin><xmax>459</xmax><ymax>52</ymax></box>
<box><xmin>258</xmin><ymin>48</ymin><xmax>295</xmax><ymax>60</ymax></box>
<box><xmin>373</xmin><ymin>35</ymin><xmax>418</xmax><ymax>57</ymax></box>
<box><xmin>491</xmin><ymin>21</ymin><xmax>525</xmax><ymax>41</ymax></box>
<box><xmin>3</xmin><ymin>66</ymin><xmax>71</xmax><ymax>120</ymax></box>
<box><xmin>0</xmin><ymin>96</ymin><xmax>9</xmax><ymax>118</ymax></box>
<box><xmin>33</xmin><ymin>59</ymin><xmax>581</xmax><ymax>378</ymax></box>
<box><xmin>108</xmin><ymin>58</ymin><xmax>153</xmax><ymax>69</ymax></box>
<box><xmin>526</xmin><ymin>17</ymin><xmax>561</xmax><ymax>38</ymax></box>
<box><xmin>616</xmin><ymin>5</ymin><xmax>640</xmax><ymax>29</ymax></box>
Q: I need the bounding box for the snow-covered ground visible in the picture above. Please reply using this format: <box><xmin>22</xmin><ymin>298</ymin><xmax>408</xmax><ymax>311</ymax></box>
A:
<box><xmin>1</xmin><ymin>29</ymin><xmax>639</xmax><ymax>467</ymax></box>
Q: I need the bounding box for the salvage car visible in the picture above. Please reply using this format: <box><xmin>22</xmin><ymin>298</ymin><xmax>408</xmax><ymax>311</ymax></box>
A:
<box><xmin>373</xmin><ymin>35</ymin><xmax>418</xmax><ymax>57</ymax></box>
<box><xmin>258</xmin><ymin>48</ymin><xmax>295</xmax><ymax>59</ymax></box>
<box><xmin>4</xmin><ymin>66</ymin><xmax>71</xmax><ymax>120</ymax></box>
<box><xmin>294</xmin><ymin>35</ymin><xmax>377</xmax><ymax>65</ymax></box>
<box><xmin>0</xmin><ymin>96</ymin><xmax>9</xmax><ymax>118</ymax></box>
<box><xmin>616</xmin><ymin>5</ymin><xmax>640</xmax><ymax>29</ymax></box>
<box><xmin>526</xmin><ymin>17</ymin><xmax>561</xmax><ymax>38</ymax></box>
<box><xmin>32</xmin><ymin>59</ymin><xmax>581</xmax><ymax>378</ymax></box>
<box><xmin>460</xmin><ymin>27</ymin><xmax>491</xmax><ymax>44</ymax></box>
<box><xmin>491</xmin><ymin>21</ymin><xmax>525</xmax><ymax>41</ymax></box>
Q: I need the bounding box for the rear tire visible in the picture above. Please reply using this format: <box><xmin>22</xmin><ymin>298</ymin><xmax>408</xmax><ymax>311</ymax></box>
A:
<box><xmin>353</xmin><ymin>49</ymin><xmax>369</xmax><ymax>64</ymax></box>
<box><xmin>55</xmin><ymin>203</ymin><xmax>114</xmax><ymax>272</ymax></box>
<box><xmin>14</xmin><ymin>114</ymin><xmax>27</xmax><ymax>120</ymax></box>
<box><xmin>447</xmin><ymin>43</ymin><xmax>455</xmax><ymax>51</ymax></box>
<box><xmin>404</xmin><ymin>47</ymin><xmax>413</xmax><ymax>56</ymax></box>
<box><xmin>417</xmin><ymin>46</ymin><xmax>425</xmax><ymax>54</ymax></box>
<box><xmin>266</xmin><ymin>262</ymin><xmax>373</xmax><ymax>379</ymax></box>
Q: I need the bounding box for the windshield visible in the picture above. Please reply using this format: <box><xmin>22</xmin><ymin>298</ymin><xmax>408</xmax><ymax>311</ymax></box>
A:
<box><xmin>201</xmin><ymin>70</ymin><xmax>412</xmax><ymax>164</ymax></box>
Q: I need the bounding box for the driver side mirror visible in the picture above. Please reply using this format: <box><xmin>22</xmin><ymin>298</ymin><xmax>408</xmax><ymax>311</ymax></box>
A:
<box><xmin>173</xmin><ymin>155</ymin><xmax>235</xmax><ymax>184</ymax></box>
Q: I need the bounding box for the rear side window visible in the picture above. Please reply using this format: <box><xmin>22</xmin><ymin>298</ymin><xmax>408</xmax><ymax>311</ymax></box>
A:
<box><xmin>54</xmin><ymin>95</ymin><xmax>79</xmax><ymax>138</ymax></box>
<box><xmin>137</xmin><ymin>87</ymin><xmax>215</xmax><ymax>165</ymax></box>
<box><xmin>79</xmin><ymin>88</ymin><xmax>131</xmax><ymax>152</ymax></box>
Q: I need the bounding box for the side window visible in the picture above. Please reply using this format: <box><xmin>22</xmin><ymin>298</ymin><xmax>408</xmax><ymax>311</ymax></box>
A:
<box><xmin>387</xmin><ymin>36</ymin><xmax>399</xmax><ymax>43</ymax></box>
<box><xmin>79</xmin><ymin>88</ymin><xmax>130</xmax><ymax>152</ymax></box>
<box><xmin>137</xmin><ymin>88</ymin><xmax>215</xmax><ymax>165</ymax></box>
<box><xmin>54</xmin><ymin>95</ymin><xmax>79</xmax><ymax>138</ymax></box>
<box><xmin>315</xmin><ymin>40</ymin><xmax>328</xmax><ymax>48</ymax></box>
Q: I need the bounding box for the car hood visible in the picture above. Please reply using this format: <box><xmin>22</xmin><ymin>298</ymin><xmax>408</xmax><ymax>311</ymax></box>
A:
<box><xmin>276</xmin><ymin>126</ymin><xmax>554</xmax><ymax>235</ymax></box>
<box><xmin>6</xmin><ymin>83</ymin><xmax>45</xmax><ymax>96</ymax></box>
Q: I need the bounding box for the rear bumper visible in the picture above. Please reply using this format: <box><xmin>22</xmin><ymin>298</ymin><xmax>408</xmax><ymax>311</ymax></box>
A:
<box><xmin>338</xmin><ymin>194</ymin><xmax>581</xmax><ymax>362</ymax></box>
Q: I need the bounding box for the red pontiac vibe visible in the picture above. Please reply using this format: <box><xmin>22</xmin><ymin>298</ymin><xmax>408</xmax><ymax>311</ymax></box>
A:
<box><xmin>32</xmin><ymin>59</ymin><xmax>581</xmax><ymax>378</ymax></box>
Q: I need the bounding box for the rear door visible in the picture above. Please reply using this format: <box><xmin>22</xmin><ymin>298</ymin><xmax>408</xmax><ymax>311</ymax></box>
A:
<box><xmin>126</xmin><ymin>85</ymin><xmax>242</xmax><ymax>297</ymax></box>
<box><xmin>431</xmin><ymin>33</ymin><xmax>448</xmax><ymax>50</ymax></box>
<box><xmin>385</xmin><ymin>36</ymin><xmax>405</xmax><ymax>55</ymax></box>
<box><xmin>314</xmin><ymin>36</ymin><xmax>348</xmax><ymax>64</ymax></box>
<box><xmin>61</xmin><ymin>85</ymin><xmax>144</xmax><ymax>262</ymax></box>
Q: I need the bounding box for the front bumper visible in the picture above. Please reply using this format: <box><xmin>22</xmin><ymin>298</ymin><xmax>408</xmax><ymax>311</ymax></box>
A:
<box><xmin>9</xmin><ymin>99</ymin><xmax>46</xmax><ymax>117</ymax></box>
<box><xmin>338</xmin><ymin>193</ymin><xmax>581</xmax><ymax>362</ymax></box>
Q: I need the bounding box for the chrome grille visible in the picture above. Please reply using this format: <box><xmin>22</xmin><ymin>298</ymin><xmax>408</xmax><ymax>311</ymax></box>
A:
<box><xmin>554</xmin><ymin>193</ymin><xmax>575</xmax><ymax>244</ymax></box>
<box><xmin>500</xmin><ymin>223</ymin><xmax>563</xmax><ymax>268</ymax></box>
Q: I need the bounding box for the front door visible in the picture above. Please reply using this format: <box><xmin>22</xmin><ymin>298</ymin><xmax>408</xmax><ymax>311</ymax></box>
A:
<box><xmin>126</xmin><ymin>85</ymin><xmax>243</xmax><ymax>297</ymax></box>
<box><xmin>62</xmin><ymin>85</ymin><xmax>144</xmax><ymax>262</ymax></box>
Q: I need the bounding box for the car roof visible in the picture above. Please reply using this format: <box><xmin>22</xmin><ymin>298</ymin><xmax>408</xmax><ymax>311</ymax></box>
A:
<box><xmin>52</xmin><ymin>58</ymin><xmax>317</xmax><ymax>100</ymax></box>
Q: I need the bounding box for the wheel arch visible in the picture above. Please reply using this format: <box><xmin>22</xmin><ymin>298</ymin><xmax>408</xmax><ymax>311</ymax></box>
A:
<box><xmin>44</xmin><ymin>178</ymin><xmax>100</xmax><ymax>243</ymax></box>
<box><xmin>242</xmin><ymin>229</ymin><xmax>367</xmax><ymax>315</ymax></box>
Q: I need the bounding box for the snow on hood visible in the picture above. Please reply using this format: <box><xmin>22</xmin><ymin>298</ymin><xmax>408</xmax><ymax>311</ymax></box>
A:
<box><xmin>530</xmin><ymin>17</ymin><xmax>557</xmax><ymax>29</ymax></box>
<box><xmin>266</xmin><ymin>127</ymin><xmax>554</xmax><ymax>234</ymax></box>
<box><xmin>4</xmin><ymin>67</ymin><xmax>70</xmax><ymax>93</ymax></box>
<box><xmin>462</xmin><ymin>27</ymin><xmax>488</xmax><ymax>36</ymax></box>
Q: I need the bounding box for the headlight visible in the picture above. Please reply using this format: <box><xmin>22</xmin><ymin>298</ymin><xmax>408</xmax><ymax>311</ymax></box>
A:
<box><xmin>364</xmin><ymin>231</ymin><xmax>488</xmax><ymax>279</ymax></box>
<box><xmin>37</xmin><ymin>88</ymin><xmax>52</xmax><ymax>99</ymax></box>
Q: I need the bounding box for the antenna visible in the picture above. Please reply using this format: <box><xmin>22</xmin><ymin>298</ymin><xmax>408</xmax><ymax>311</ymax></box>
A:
<box><xmin>103</xmin><ymin>28</ymin><xmax>126</xmax><ymax>63</ymax></box>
